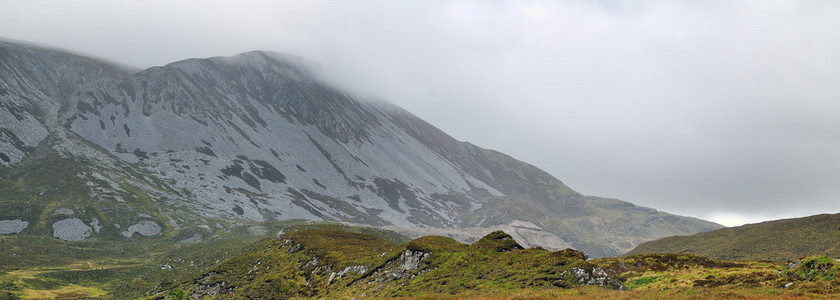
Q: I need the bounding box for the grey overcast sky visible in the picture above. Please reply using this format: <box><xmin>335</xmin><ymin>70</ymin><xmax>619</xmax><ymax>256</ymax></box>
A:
<box><xmin>2</xmin><ymin>0</ymin><xmax>839</xmax><ymax>226</ymax></box>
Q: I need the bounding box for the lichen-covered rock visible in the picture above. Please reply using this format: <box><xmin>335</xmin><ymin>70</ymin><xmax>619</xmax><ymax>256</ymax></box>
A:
<box><xmin>563</xmin><ymin>266</ymin><xmax>624</xmax><ymax>290</ymax></box>
<box><xmin>52</xmin><ymin>207</ymin><xmax>74</xmax><ymax>216</ymax></box>
<box><xmin>90</xmin><ymin>218</ymin><xmax>102</xmax><ymax>234</ymax></box>
<box><xmin>0</xmin><ymin>219</ymin><xmax>29</xmax><ymax>235</ymax></box>
<box><xmin>327</xmin><ymin>265</ymin><xmax>370</xmax><ymax>284</ymax></box>
<box><xmin>400</xmin><ymin>250</ymin><xmax>429</xmax><ymax>272</ymax></box>
<box><xmin>121</xmin><ymin>220</ymin><xmax>162</xmax><ymax>238</ymax></box>
<box><xmin>52</xmin><ymin>218</ymin><xmax>93</xmax><ymax>241</ymax></box>
<box><xmin>364</xmin><ymin>249</ymin><xmax>432</xmax><ymax>283</ymax></box>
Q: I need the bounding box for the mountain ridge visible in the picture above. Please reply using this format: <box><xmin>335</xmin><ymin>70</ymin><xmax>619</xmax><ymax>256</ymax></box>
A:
<box><xmin>0</xmin><ymin>39</ymin><xmax>721</xmax><ymax>257</ymax></box>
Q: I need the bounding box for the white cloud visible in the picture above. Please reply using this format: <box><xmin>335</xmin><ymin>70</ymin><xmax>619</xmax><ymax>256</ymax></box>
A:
<box><xmin>706</xmin><ymin>212</ymin><xmax>794</xmax><ymax>227</ymax></box>
<box><xmin>518</xmin><ymin>5</ymin><xmax>550</xmax><ymax>19</ymax></box>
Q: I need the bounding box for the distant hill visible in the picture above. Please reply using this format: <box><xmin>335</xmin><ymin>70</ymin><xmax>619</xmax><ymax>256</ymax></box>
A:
<box><xmin>626</xmin><ymin>213</ymin><xmax>840</xmax><ymax>261</ymax></box>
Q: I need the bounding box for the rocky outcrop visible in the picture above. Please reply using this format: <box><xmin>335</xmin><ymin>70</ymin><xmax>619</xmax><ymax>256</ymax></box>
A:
<box><xmin>365</xmin><ymin>249</ymin><xmax>432</xmax><ymax>282</ymax></box>
<box><xmin>52</xmin><ymin>218</ymin><xmax>93</xmax><ymax>241</ymax></box>
<box><xmin>121</xmin><ymin>220</ymin><xmax>162</xmax><ymax>238</ymax></box>
<box><xmin>561</xmin><ymin>266</ymin><xmax>624</xmax><ymax>290</ymax></box>
<box><xmin>0</xmin><ymin>219</ymin><xmax>28</xmax><ymax>235</ymax></box>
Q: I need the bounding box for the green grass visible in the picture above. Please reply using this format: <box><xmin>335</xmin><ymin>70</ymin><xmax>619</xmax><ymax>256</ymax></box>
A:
<box><xmin>406</xmin><ymin>235</ymin><xmax>468</xmax><ymax>253</ymax></box>
<box><xmin>281</xmin><ymin>221</ymin><xmax>412</xmax><ymax>245</ymax></box>
<box><xmin>627</xmin><ymin>275</ymin><xmax>661</xmax><ymax>289</ymax></box>
<box><xmin>0</xmin><ymin>220</ymin><xmax>313</xmax><ymax>299</ymax></box>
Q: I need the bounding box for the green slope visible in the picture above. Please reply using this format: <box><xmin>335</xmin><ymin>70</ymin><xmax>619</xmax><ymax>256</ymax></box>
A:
<box><xmin>626</xmin><ymin>213</ymin><xmax>840</xmax><ymax>261</ymax></box>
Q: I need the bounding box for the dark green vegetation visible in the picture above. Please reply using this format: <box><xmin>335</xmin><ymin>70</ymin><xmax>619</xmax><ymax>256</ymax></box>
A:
<box><xmin>166</xmin><ymin>225</ymin><xmax>621</xmax><ymax>299</ymax></box>
<box><xmin>627</xmin><ymin>213</ymin><xmax>840</xmax><ymax>261</ymax></box>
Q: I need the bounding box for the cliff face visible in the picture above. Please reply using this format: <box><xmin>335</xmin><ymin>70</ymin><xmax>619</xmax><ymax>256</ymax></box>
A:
<box><xmin>0</xmin><ymin>40</ymin><xmax>721</xmax><ymax>257</ymax></box>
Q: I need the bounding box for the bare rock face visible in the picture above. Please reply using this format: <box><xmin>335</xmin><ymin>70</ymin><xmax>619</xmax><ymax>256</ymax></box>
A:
<box><xmin>379</xmin><ymin>249</ymin><xmax>431</xmax><ymax>281</ymax></box>
<box><xmin>52</xmin><ymin>218</ymin><xmax>93</xmax><ymax>241</ymax></box>
<box><xmin>121</xmin><ymin>220</ymin><xmax>162</xmax><ymax>238</ymax></box>
<box><xmin>52</xmin><ymin>207</ymin><xmax>74</xmax><ymax>216</ymax></box>
<box><xmin>0</xmin><ymin>219</ymin><xmax>28</xmax><ymax>235</ymax></box>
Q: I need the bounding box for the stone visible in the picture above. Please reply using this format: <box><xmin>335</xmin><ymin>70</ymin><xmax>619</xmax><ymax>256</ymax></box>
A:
<box><xmin>121</xmin><ymin>220</ymin><xmax>162</xmax><ymax>238</ymax></box>
<box><xmin>52</xmin><ymin>218</ymin><xmax>93</xmax><ymax>241</ymax></box>
<box><xmin>0</xmin><ymin>219</ymin><xmax>29</xmax><ymax>235</ymax></box>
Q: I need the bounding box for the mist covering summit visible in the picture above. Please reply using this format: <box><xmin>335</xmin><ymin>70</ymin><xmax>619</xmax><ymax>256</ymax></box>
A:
<box><xmin>0</xmin><ymin>40</ymin><xmax>720</xmax><ymax>257</ymax></box>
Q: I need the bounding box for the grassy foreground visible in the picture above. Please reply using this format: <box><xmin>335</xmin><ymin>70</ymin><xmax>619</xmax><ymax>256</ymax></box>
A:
<box><xmin>0</xmin><ymin>221</ymin><xmax>309</xmax><ymax>299</ymax></box>
<box><xmin>161</xmin><ymin>224</ymin><xmax>840</xmax><ymax>299</ymax></box>
<box><xmin>392</xmin><ymin>254</ymin><xmax>840</xmax><ymax>299</ymax></box>
<box><xmin>4</xmin><ymin>223</ymin><xmax>840</xmax><ymax>299</ymax></box>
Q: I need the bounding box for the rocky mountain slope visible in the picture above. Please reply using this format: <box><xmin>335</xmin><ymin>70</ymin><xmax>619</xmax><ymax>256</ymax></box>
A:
<box><xmin>627</xmin><ymin>213</ymin><xmax>840</xmax><ymax>261</ymax></box>
<box><xmin>0</xmin><ymin>40</ymin><xmax>721</xmax><ymax>257</ymax></box>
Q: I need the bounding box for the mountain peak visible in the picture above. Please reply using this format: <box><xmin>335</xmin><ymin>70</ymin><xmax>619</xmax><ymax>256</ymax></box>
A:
<box><xmin>159</xmin><ymin>50</ymin><xmax>312</xmax><ymax>76</ymax></box>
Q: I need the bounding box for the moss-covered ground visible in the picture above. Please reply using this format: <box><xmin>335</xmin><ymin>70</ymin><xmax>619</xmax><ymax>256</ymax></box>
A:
<box><xmin>164</xmin><ymin>225</ymin><xmax>840</xmax><ymax>300</ymax></box>
<box><xmin>167</xmin><ymin>226</ymin><xmax>609</xmax><ymax>299</ymax></box>
<box><xmin>5</xmin><ymin>222</ymin><xmax>840</xmax><ymax>299</ymax></box>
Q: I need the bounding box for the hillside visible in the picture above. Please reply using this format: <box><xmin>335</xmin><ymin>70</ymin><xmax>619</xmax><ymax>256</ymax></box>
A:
<box><xmin>626</xmin><ymin>213</ymin><xmax>840</xmax><ymax>261</ymax></box>
<box><xmin>164</xmin><ymin>225</ymin><xmax>622</xmax><ymax>299</ymax></box>
<box><xmin>0</xmin><ymin>39</ymin><xmax>720</xmax><ymax>257</ymax></box>
<box><xmin>161</xmin><ymin>225</ymin><xmax>840</xmax><ymax>299</ymax></box>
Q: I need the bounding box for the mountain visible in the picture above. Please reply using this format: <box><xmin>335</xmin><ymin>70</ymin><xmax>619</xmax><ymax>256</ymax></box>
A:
<box><xmin>0</xmin><ymin>39</ymin><xmax>721</xmax><ymax>257</ymax></box>
<box><xmin>626</xmin><ymin>213</ymin><xmax>840</xmax><ymax>261</ymax></box>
